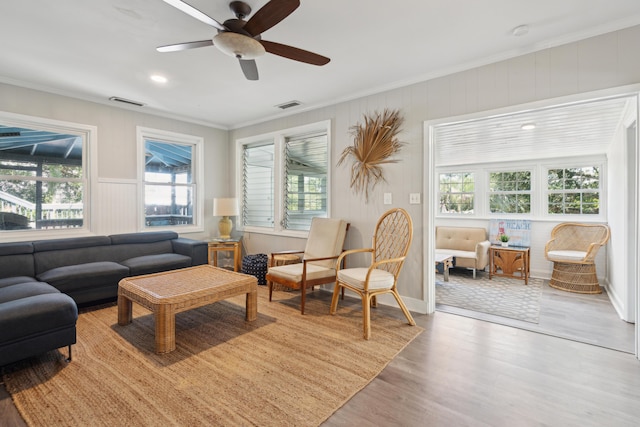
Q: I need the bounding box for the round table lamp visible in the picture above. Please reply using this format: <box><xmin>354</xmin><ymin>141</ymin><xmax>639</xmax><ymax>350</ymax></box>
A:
<box><xmin>213</xmin><ymin>198</ymin><xmax>239</xmax><ymax>239</ymax></box>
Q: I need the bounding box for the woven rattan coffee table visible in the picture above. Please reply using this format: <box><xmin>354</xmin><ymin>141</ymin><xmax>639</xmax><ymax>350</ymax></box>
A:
<box><xmin>117</xmin><ymin>265</ymin><xmax>258</xmax><ymax>354</ymax></box>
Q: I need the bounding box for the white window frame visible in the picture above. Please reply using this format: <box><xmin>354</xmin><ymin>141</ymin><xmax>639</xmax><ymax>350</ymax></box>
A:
<box><xmin>435</xmin><ymin>156</ymin><xmax>605</xmax><ymax>221</ymax></box>
<box><xmin>487</xmin><ymin>167</ymin><xmax>534</xmax><ymax>216</ymax></box>
<box><xmin>235</xmin><ymin>120</ymin><xmax>331</xmax><ymax>237</ymax></box>
<box><xmin>542</xmin><ymin>155</ymin><xmax>606</xmax><ymax>220</ymax></box>
<box><xmin>136</xmin><ymin>126</ymin><xmax>204</xmax><ymax>233</ymax></box>
<box><xmin>437</xmin><ymin>169</ymin><xmax>478</xmax><ymax>216</ymax></box>
<box><xmin>0</xmin><ymin>110</ymin><xmax>97</xmax><ymax>240</ymax></box>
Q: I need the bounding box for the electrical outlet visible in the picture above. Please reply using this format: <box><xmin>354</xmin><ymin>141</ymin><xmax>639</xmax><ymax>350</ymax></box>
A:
<box><xmin>409</xmin><ymin>193</ymin><xmax>421</xmax><ymax>204</ymax></box>
<box><xmin>384</xmin><ymin>193</ymin><xmax>392</xmax><ymax>205</ymax></box>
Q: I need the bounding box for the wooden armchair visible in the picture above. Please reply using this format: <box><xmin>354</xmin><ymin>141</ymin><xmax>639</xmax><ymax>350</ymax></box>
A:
<box><xmin>330</xmin><ymin>208</ymin><xmax>416</xmax><ymax>339</ymax></box>
<box><xmin>544</xmin><ymin>222</ymin><xmax>610</xmax><ymax>293</ymax></box>
<box><xmin>266</xmin><ymin>218</ymin><xmax>349</xmax><ymax>314</ymax></box>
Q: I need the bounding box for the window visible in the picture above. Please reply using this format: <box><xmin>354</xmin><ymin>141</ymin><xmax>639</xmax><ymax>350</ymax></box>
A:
<box><xmin>242</xmin><ymin>141</ymin><xmax>274</xmax><ymax>228</ymax></box>
<box><xmin>489</xmin><ymin>171</ymin><xmax>531</xmax><ymax>214</ymax></box>
<box><xmin>238</xmin><ymin>121</ymin><xmax>330</xmax><ymax>234</ymax></box>
<box><xmin>284</xmin><ymin>132</ymin><xmax>328</xmax><ymax>230</ymax></box>
<box><xmin>137</xmin><ymin>127</ymin><xmax>204</xmax><ymax>232</ymax></box>
<box><xmin>439</xmin><ymin>172</ymin><xmax>475</xmax><ymax>214</ymax></box>
<box><xmin>0</xmin><ymin>112</ymin><xmax>94</xmax><ymax>234</ymax></box>
<box><xmin>547</xmin><ymin>166</ymin><xmax>600</xmax><ymax>215</ymax></box>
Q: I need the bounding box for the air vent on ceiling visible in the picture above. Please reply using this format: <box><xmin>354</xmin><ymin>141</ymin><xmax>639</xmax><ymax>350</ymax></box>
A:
<box><xmin>275</xmin><ymin>100</ymin><xmax>302</xmax><ymax>110</ymax></box>
<box><xmin>109</xmin><ymin>96</ymin><xmax>145</xmax><ymax>107</ymax></box>
<box><xmin>0</xmin><ymin>132</ymin><xmax>20</xmax><ymax>137</ymax></box>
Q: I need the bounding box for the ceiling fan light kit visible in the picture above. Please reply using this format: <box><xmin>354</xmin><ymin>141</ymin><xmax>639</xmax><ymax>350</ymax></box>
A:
<box><xmin>213</xmin><ymin>32</ymin><xmax>265</xmax><ymax>59</ymax></box>
<box><xmin>159</xmin><ymin>0</ymin><xmax>329</xmax><ymax>80</ymax></box>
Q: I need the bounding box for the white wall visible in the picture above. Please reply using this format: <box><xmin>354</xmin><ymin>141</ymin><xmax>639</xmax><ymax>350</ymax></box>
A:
<box><xmin>230</xmin><ymin>24</ymin><xmax>640</xmax><ymax>314</ymax></box>
<box><xmin>607</xmin><ymin>100</ymin><xmax>638</xmax><ymax>321</ymax></box>
<box><xmin>0</xmin><ymin>83</ymin><xmax>229</xmax><ymax>240</ymax></box>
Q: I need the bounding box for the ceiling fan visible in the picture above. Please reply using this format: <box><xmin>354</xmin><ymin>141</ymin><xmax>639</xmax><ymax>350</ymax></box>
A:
<box><xmin>158</xmin><ymin>0</ymin><xmax>330</xmax><ymax>80</ymax></box>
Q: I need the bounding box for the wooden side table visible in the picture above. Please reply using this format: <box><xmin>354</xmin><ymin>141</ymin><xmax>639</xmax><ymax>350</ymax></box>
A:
<box><xmin>207</xmin><ymin>239</ymin><xmax>241</xmax><ymax>272</ymax></box>
<box><xmin>489</xmin><ymin>245</ymin><xmax>530</xmax><ymax>284</ymax></box>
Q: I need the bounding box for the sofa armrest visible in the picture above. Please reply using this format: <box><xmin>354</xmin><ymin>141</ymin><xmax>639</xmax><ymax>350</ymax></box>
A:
<box><xmin>171</xmin><ymin>238</ymin><xmax>208</xmax><ymax>266</ymax></box>
<box><xmin>475</xmin><ymin>240</ymin><xmax>491</xmax><ymax>269</ymax></box>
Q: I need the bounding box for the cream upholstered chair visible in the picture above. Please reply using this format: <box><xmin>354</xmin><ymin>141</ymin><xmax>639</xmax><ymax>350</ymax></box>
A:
<box><xmin>266</xmin><ymin>218</ymin><xmax>348</xmax><ymax>314</ymax></box>
<box><xmin>544</xmin><ymin>222</ymin><xmax>610</xmax><ymax>294</ymax></box>
<box><xmin>330</xmin><ymin>208</ymin><xmax>416</xmax><ymax>340</ymax></box>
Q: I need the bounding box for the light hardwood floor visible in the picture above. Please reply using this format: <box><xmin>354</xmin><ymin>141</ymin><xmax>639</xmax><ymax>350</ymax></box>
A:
<box><xmin>436</xmin><ymin>269</ymin><xmax>636</xmax><ymax>353</ymax></box>
<box><xmin>2</xmin><ymin>288</ymin><xmax>639</xmax><ymax>427</ymax></box>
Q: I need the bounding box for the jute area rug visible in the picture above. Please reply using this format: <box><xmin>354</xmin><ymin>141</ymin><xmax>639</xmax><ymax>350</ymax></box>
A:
<box><xmin>436</xmin><ymin>268</ymin><xmax>544</xmax><ymax>323</ymax></box>
<box><xmin>3</xmin><ymin>287</ymin><xmax>422</xmax><ymax>427</ymax></box>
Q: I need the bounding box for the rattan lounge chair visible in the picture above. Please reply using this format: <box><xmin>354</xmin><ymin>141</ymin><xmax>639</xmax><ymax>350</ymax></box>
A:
<box><xmin>544</xmin><ymin>222</ymin><xmax>610</xmax><ymax>294</ymax></box>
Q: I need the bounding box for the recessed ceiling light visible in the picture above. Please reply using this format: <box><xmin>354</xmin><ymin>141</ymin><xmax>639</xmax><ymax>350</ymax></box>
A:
<box><xmin>150</xmin><ymin>74</ymin><xmax>168</xmax><ymax>84</ymax></box>
<box><xmin>521</xmin><ymin>123</ymin><xmax>536</xmax><ymax>130</ymax></box>
<box><xmin>511</xmin><ymin>24</ymin><xmax>529</xmax><ymax>37</ymax></box>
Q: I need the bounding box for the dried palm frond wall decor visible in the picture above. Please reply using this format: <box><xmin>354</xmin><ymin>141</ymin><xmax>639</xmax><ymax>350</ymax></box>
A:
<box><xmin>337</xmin><ymin>109</ymin><xmax>405</xmax><ymax>201</ymax></box>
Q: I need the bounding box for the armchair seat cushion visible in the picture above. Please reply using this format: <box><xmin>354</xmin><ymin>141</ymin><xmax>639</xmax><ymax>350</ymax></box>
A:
<box><xmin>337</xmin><ymin>268</ymin><xmax>394</xmax><ymax>290</ymax></box>
<box><xmin>547</xmin><ymin>250</ymin><xmax>588</xmax><ymax>262</ymax></box>
<box><xmin>268</xmin><ymin>263</ymin><xmax>335</xmax><ymax>284</ymax></box>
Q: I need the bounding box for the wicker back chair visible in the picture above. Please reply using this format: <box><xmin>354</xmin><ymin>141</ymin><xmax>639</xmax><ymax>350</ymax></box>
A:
<box><xmin>330</xmin><ymin>208</ymin><xmax>416</xmax><ymax>339</ymax></box>
<box><xmin>544</xmin><ymin>222</ymin><xmax>610</xmax><ymax>293</ymax></box>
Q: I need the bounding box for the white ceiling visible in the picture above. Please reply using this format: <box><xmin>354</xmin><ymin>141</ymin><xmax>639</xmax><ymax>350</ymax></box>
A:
<box><xmin>434</xmin><ymin>95</ymin><xmax>637</xmax><ymax>166</ymax></box>
<box><xmin>1</xmin><ymin>0</ymin><xmax>640</xmax><ymax>129</ymax></box>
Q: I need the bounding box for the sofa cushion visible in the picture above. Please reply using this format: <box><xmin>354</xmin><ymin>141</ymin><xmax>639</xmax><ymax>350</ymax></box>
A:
<box><xmin>0</xmin><ymin>282</ymin><xmax>60</xmax><ymax>304</ymax></box>
<box><xmin>0</xmin><ymin>293</ymin><xmax>77</xmax><ymax>345</ymax></box>
<box><xmin>436</xmin><ymin>249</ymin><xmax>477</xmax><ymax>260</ymax></box>
<box><xmin>33</xmin><ymin>236</ymin><xmax>114</xmax><ymax>276</ymax></box>
<box><xmin>120</xmin><ymin>253</ymin><xmax>192</xmax><ymax>276</ymax></box>
<box><xmin>0</xmin><ymin>242</ymin><xmax>36</xmax><ymax>280</ymax></box>
<box><xmin>0</xmin><ymin>276</ymin><xmax>39</xmax><ymax>288</ymax></box>
<box><xmin>36</xmin><ymin>262</ymin><xmax>130</xmax><ymax>294</ymax></box>
<box><xmin>109</xmin><ymin>231</ymin><xmax>178</xmax><ymax>245</ymax></box>
<box><xmin>107</xmin><ymin>240</ymin><xmax>175</xmax><ymax>263</ymax></box>
<box><xmin>436</xmin><ymin>227</ymin><xmax>487</xmax><ymax>252</ymax></box>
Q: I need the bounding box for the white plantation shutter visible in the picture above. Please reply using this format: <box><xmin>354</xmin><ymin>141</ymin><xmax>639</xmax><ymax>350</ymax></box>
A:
<box><xmin>242</xmin><ymin>142</ymin><xmax>274</xmax><ymax>228</ymax></box>
<box><xmin>283</xmin><ymin>131</ymin><xmax>328</xmax><ymax>231</ymax></box>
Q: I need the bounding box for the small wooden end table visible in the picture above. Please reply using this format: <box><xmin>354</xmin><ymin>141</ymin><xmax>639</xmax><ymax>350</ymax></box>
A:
<box><xmin>489</xmin><ymin>245</ymin><xmax>530</xmax><ymax>285</ymax></box>
<box><xmin>207</xmin><ymin>238</ymin><xmax>241</xmax><ymax>272</ymax></box>
<box><xmin>117</xmin><ymin>265</ymin><xmax>257</xmax><ymax>354</ymax></box>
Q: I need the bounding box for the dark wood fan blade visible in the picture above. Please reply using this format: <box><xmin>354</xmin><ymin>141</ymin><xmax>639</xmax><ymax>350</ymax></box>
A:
<box><xmin>243</xmin><ymin>0</ymin><xmax>300</xmax><ymax>36</ymax></box>
<box><xmin>157</xmin><ymin>40</ymin><xmax>214</xmax><ymax>53</ymax></box>
<box><xmin>239</xmin><ymin>59</ymin><xmax>259</xmax><ymax>80</ymax></box>
<box><xmin>260</xmin><ymin>40</ymin><xmax>330</xmax><ymax>66</ymax></box>
<box><xmin>162</xmin><ymin>0</ymin><xmax>227</xmax><ymax>31</ymax></box>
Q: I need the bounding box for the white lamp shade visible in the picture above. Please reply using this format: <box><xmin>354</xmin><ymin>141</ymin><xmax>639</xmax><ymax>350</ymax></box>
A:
<box><xmin>213</xmin><ymin>198</ymin><xmax>239</xmax><ymax>217</ymax></box>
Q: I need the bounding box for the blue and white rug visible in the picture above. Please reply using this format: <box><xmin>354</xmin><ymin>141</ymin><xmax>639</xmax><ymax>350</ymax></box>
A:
<box><xmin>436</xmin><ymin>268</ymin><xmax>543</xmax><ymax>323</ymax></box>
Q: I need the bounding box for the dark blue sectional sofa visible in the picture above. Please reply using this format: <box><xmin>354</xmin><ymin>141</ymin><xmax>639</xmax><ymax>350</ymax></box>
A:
<box><xmin>0</xmin><ymin>231</ymin><xmax>207</xmax><ymax>366</ymax></box>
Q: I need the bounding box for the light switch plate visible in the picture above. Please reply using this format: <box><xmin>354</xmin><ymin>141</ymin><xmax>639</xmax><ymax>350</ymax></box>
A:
<box><xmin>409</xmin><ymin>193</ymin><xmax>421</xmax><ymax>204</ymax></box>
<box><xmin>384</xmin><ymin>193</ymin><xmax>392</xmax><ymax>204</ymax></box>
